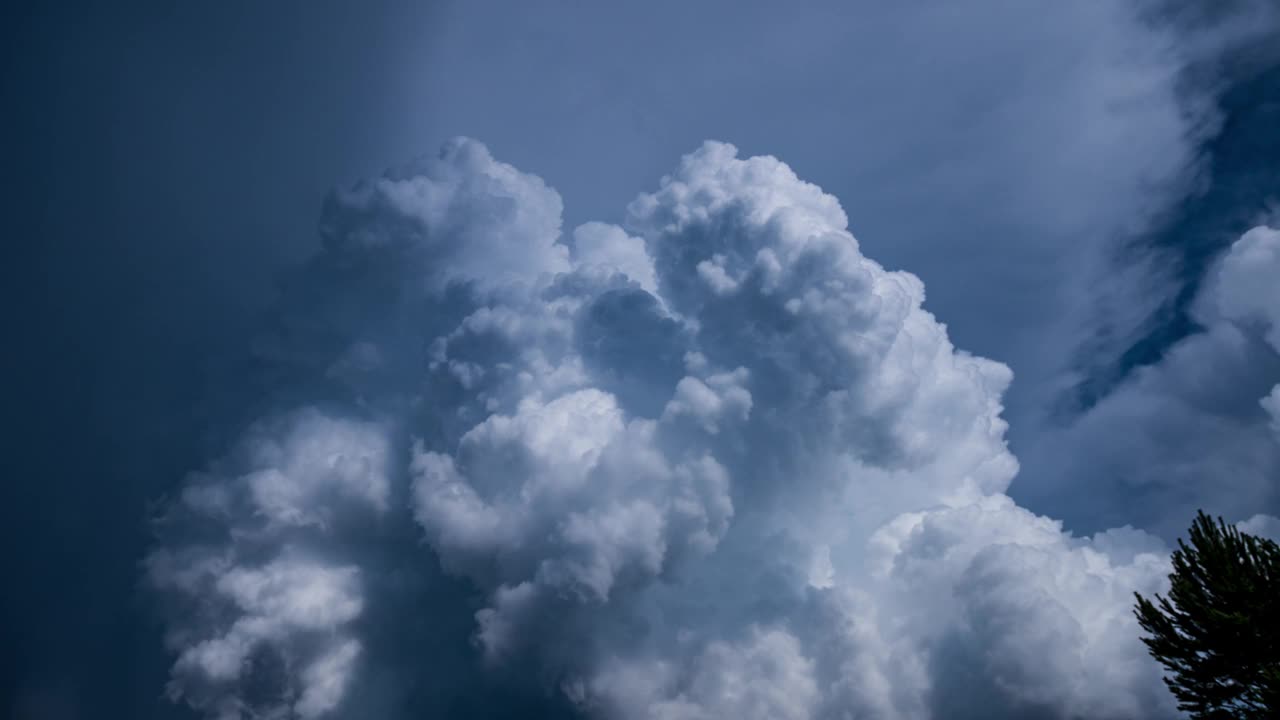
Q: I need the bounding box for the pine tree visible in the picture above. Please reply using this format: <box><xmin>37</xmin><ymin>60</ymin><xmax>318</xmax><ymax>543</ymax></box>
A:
<box><xmin>1134</xmin><ymin>511</ymin><xmax>1280</xmax><ymax>718</ymax></box>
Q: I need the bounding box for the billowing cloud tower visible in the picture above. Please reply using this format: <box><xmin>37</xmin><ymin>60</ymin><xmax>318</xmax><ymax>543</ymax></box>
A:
<box><xmin>149</xmin><ymin>138</ymin><xmax>1207</xmax><ymax>719</ymax></box>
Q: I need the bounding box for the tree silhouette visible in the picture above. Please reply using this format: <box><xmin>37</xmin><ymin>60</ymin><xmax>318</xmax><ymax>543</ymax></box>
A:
<box><xmin>1134</xmin><ymin>511</ymin><xmax>1280</xmax><ymax>719</ymax></box>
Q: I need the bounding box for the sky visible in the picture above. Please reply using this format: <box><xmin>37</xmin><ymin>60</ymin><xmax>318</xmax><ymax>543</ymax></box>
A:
<box><xmin>4</xmin><ymin>1</ymin><xmax>1280</xmax><ymax>718</ymax></box>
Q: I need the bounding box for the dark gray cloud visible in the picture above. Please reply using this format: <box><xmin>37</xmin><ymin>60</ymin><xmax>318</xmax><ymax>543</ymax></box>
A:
<box><xmin>1021</xmin><ymin>225</ymin><xmax>1280</xmax><ymax>538</ymax></box>
<box><xmin>1016</xmin><ymin>3</ymin><xmax>1280</xmax><ymax>538</ymax></box>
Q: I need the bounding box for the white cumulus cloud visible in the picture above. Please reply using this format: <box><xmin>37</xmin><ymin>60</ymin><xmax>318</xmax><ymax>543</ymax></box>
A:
<box><xmin>148</xmin><ymin>137</ymin><xmax>1269</xmax><ymax>719</ymax></box>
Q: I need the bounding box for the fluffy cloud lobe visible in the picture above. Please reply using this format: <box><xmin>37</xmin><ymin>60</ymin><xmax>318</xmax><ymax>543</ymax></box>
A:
<box><xmin>150</xmin><ymin>139</ymin><xmax>1188</xmax><ymax>718</ymax></box>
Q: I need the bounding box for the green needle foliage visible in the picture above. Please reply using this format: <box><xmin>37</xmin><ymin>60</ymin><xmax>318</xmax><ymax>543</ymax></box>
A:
<box><xmin>1134</xmin><ymin>511</ymin><xmax>1280</xmax><ymax>719</ymax></box>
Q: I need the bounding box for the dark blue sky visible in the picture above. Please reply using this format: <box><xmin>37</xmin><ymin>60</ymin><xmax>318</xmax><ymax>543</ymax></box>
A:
<box><xmin>5</xmin><ymin>2</ymin><xmax>1279</xmax><ymax>718</ymax></box>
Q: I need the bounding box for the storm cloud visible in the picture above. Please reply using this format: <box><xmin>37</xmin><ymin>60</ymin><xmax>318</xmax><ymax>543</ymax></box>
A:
<box><xmin>10</xmin><ymin>2</ymin><xmax>1280</xmax><ymax>717</ymax></box>
<box><xmin>148</xmin><ymin>139</ymin><xmax>1209</xmax><ymax>719</ymax></box>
